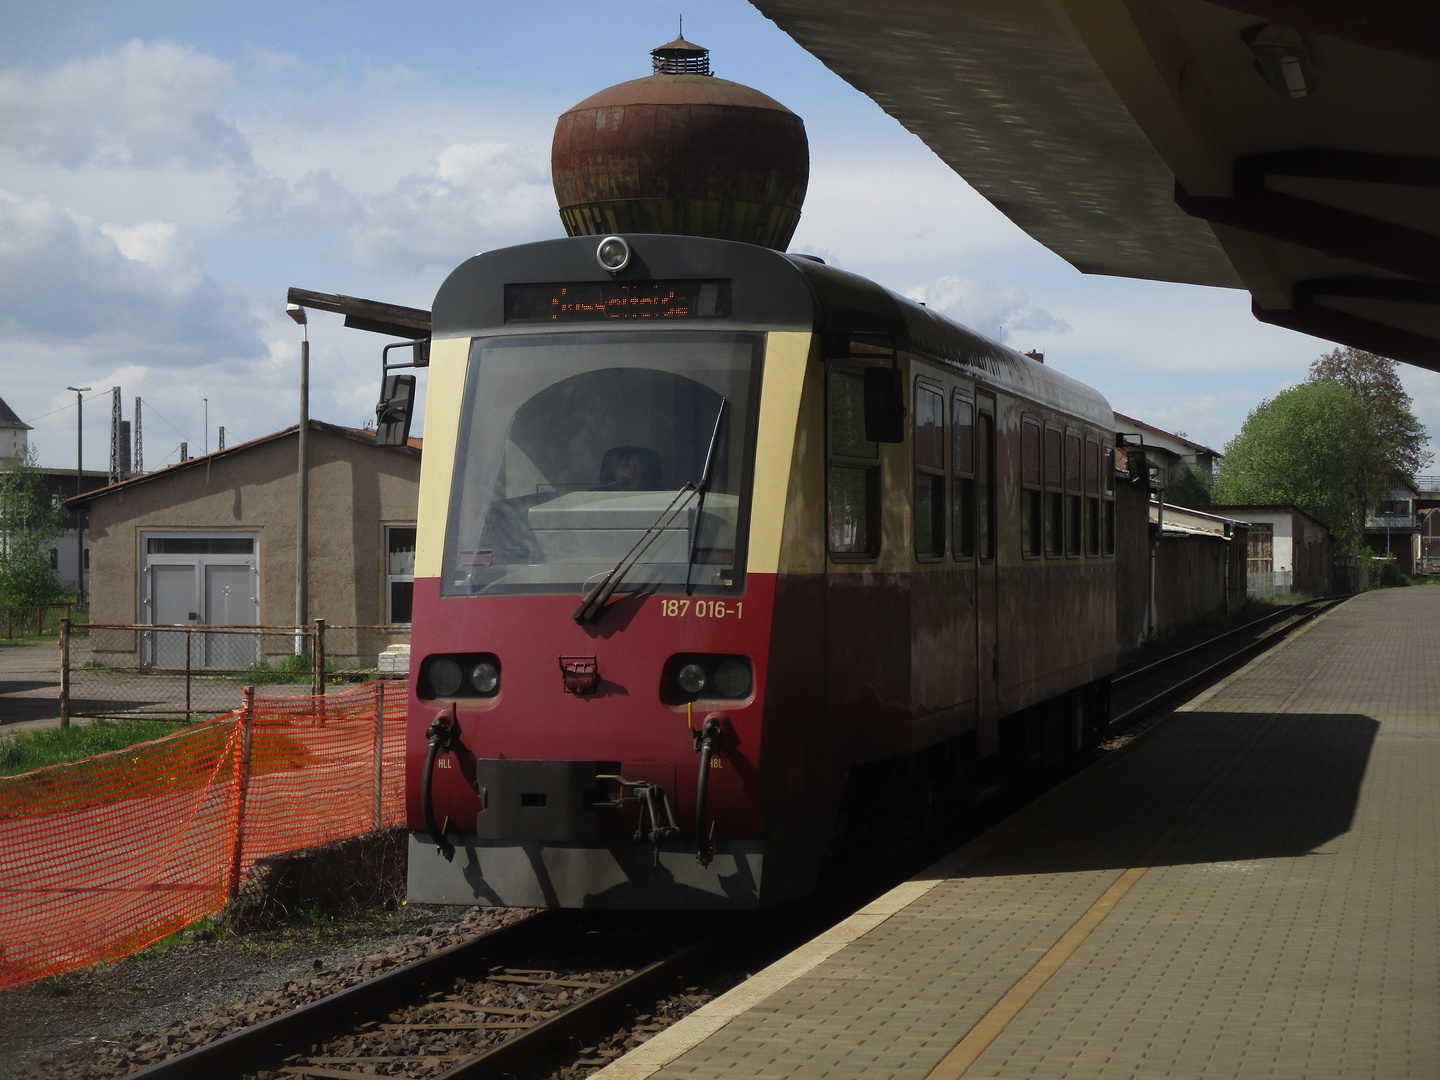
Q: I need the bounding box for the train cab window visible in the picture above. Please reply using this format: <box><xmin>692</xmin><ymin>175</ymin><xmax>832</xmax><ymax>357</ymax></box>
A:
<box><xmin>953</xmin><ymin>395</ymin><xmax>975</xmax><ymax>559</ymax></box>
<box><xmin>977</xmin><ymin>410</ymin><xmax>995</xmax><ymax>560</ymax></box>
<box><xmin>1085</xmin><ymin>438</ymin><xmax>1101</xmax><ymax>557</ymax></box>
<box><xmin>914</xmin><ymin>383</ymin><xmax>945</xmax><ymax>558</ymax></box>
<box><xmin>441</xmin><ymin>331</ymin><xmax>763</xmax><ymax>598</ymax></box>
<box><xmin>1043</xmin><ymin>426</ymin><xmax>1063</xmax><ymax>558</ymax></box>
<box><xmin>1065</xmin><ymin>432</ymin><xmax>1082</xmax><ymax>558</ymax></box>
<box><xmin>1102</xmin><ymin>440</ymin><xmax>1116</xmax><ymax>556</ymax></box>
<box><xmin>1020</xmin><ymin>417</ymin><xmax>1041</xmax><ymax>558</ymax></box>
<box><xmin>828</xmin><ymin>367</ymin><xmax>880</xmax><ymax>556</ymax></box>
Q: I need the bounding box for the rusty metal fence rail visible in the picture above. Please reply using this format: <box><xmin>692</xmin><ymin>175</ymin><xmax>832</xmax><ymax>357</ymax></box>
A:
<box><xmin>3</xmin><ymin>603</ymin><xmax>78</xmax><ymax>641</ymax></box>
<box><xmin>60</xmin><ymin>620</ymin><xmax>410</xmax><ymax>725</ymax></box>
<box><xmin>0</xmin><ymin>681</ymin><xmax>408</xmax><ymax>989</ymax></box>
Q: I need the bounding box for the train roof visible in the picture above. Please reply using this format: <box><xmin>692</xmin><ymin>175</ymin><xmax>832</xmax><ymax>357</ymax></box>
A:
<box><xmin>432</xmin><ymin>235</ymin><xmax>1113</xmax><ymax>429</ymax></box>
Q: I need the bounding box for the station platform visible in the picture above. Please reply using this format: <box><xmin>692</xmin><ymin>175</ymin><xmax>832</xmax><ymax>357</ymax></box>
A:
<box><xmin>597</xmin><ymin>588</ymin><xmax>1440</xmax><ymax>1079</ymax></box>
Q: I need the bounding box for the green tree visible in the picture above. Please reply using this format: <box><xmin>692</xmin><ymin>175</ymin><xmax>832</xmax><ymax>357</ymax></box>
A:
<box><xmin>0</xmin><ymin>448</ymin><xmax>68</xmax><ymax>606</ymax></box>
<box><xmin>1165</xmin><ymin>465</ymin><xmax>1211</xmax><ymax>509</ymax></box>
<box><xmin>1308</xmin><ymin>347</ymin><xmax>1432</xmax><ymax>478</ymax></box>
<box><xmin>1212</xmin><ymin>380</ymin><xmax>1385</xmax><ymax>552</ymax></box>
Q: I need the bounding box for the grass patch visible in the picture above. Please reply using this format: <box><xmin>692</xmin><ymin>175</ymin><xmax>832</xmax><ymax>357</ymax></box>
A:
<box><xmin>241</xmin><ymin>651</ymin><xmax>334</xmax><ymax>685</ymax></box>
<box><xmin>0</xmin><ymin>718</ymin><xmax>183</xmax><ymax>776</ymax></box>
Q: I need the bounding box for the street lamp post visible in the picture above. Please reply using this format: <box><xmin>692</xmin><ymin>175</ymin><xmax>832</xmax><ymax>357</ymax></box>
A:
<box><xmin>286</xmin><ymin>304</ymin><xmax>308</xmax><ymax>654</ymax></box>
<box><xmin>66</xmin><ymin>386</ymin><xmax>92</xmax><ymax>604</ymax></box>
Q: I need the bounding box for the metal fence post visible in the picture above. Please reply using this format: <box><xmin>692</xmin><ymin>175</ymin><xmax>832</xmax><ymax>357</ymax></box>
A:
<box><xmin>59</xmin><ymin>618</ymin><xmax>71</xmax><ymax>728</ymax></box>
<box><xmin>372</xmin><ymin>681</ymin><xmax>385</xmax><ymax>830</ymax></box>
<box><xmin>36</xmin><ymin>607</ymin><xmax>43</xmax><ymax>636</ymax></box>
<box><xmin>5</xmin><ymin>608</ymin><xmax>10</xmax><ymax>639</ymax></box>
<box><xmin>185</xmin><ymin>627</ymin><xmax>192</xmax><ymax>724</ymax></box>
<box><xmin>313</xmin><ymin>618</ymin><xmax>326</xmax><ymax>697</ymax></box>
<box><xmin>228</xmin><ymin>686</ymin><xmax>256</xmax><ymax>899</ymax></box>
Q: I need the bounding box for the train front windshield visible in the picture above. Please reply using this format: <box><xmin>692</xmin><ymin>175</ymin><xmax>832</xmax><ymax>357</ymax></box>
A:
<box><xmin>441</xmin><ymin>331</ymin><xmax>765</xmax><ymax>598</ymax></box>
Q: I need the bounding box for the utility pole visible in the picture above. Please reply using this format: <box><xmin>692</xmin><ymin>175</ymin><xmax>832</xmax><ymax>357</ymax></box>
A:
<box><xmin>109</xmin><ymin>387</ymin><xmax>122</xmax><ymax>485</ymax></box>
<box><xmin>287</xmin><ymin>303</ymin><xmax>309</xmax><ymax>653</ymax></box>
<box><xmin>66</xmin><ymin>386</ymin><xmax>92</xmax><ymax>602</ymax></box>
<box><xmin>133</xmin><ymin>396</ymin><xmax>143</xmax><ymax>474</ymax></box>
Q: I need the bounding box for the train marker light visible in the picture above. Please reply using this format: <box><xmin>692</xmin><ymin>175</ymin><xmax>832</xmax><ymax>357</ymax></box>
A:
<box><xmin>471</xmin><ymin>660</ymin><xmax>500</xmax><ymax>694</ymax></box>
<box><xmin>714</xmin><ymin>658</ymin><xmax>752</xmax><ymax>698</ymax></box>
<box><xmin>429</xmin><ymin>658</ymin><xmax>464</xmax><ymax>697</ymax></box>
<box><xmin>677</xmin><ymin>662</ymin><xmax>708</xmax><ymax>695</ymax></box>
<box><xmin>596</xmin><ymin>235</ymin><xmax>632</xmax><ymax>274</ymax></box>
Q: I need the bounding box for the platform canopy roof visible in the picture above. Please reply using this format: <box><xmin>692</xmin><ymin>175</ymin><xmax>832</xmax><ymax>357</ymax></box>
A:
<box><xmin>753</xmin><ymin>1</ymin><xmax>1440</xmax><ymax>371</ymax></box>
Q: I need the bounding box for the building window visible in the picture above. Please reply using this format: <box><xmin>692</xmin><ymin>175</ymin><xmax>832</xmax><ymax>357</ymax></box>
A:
<box><xmin>50</xmin><ymin>548</ymin><xmax>58</xmax><ymax>570</ymax></box>
<box><xmin>953</xmin><ymin>395</ymin><xmax>975</xmax><ymax>559</ymax></box>
<box><xmin>914</xmin><ymin>382</ymin><xmax>945</xmax><ymax>558</ymax></box>
<box><xmin>386</xmin><ymin>526</ymin><xmax>416</xmax><ymax>624</ymax></box>
<box><xmin>1044</xmin><ymin>425</ymin><xmax>1063</xmax><ymax>557</ymax></box>
<box><xmin>1021</xmin><ymin>416</ymin><xmax>1041</xmax><ymax>557</ymax></box>
<box><xmin>83</xmin><ymin>548</ymin><xmax>89</xmax><ymax>570</ymax></box>
<box><xmin>827</xmin><ymin>367</ymin><xmax>880</xmax><ymax>556</ymax></box>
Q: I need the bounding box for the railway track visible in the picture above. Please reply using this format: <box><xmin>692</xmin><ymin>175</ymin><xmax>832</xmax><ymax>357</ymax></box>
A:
<box><xmin>1109</xmin><ymin>595</ymin><xmax>1346</xmax><ymax>728</ymax></box>
<box><xmin>128</xmin><ymin>903</ymin><xmax>829</xmax><ymax>1080</ymax></box>
<box><xmin>127</xmin><ymin>597</ymin><xmax>1349</xmax><ymax>1080</ymax></box>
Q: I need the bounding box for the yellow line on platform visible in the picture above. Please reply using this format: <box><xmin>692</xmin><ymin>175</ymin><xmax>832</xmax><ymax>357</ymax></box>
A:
<box><xmin>924</xmin><ymin>863</ymin><xmax>1150</xmax><ymax>1079</ymax></box>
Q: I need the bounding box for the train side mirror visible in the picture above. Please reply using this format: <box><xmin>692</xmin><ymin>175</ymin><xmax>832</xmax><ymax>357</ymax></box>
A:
<box><xmin>376</xmin><ymin>374</ymin><xmax>416</xmax><ymax>446</ymax></box>
<box><xmin>863</xmin><ymin>367</ymin><xmax>906</xmax><ymax>443</ymax></box>
<box><xmin>1127</xmin><ymin>449</ymin><xmax>1152</xmax><ymax>492</ymax></box>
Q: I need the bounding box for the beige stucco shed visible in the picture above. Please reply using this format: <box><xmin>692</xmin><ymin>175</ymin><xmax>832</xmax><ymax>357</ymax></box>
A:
<box><xmin>71</xmin><ymin>421</ymin><xmax>420</xmax><ymax>668</ymax></box>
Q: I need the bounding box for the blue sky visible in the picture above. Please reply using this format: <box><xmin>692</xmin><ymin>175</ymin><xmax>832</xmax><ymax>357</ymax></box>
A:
<box><xmin>3</xmin><ymin>1</ymin><xmax>1435</xmax><ymax>472</ymax></box>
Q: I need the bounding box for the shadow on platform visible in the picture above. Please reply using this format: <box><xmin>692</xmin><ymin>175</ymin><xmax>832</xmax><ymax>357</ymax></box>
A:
<box><xmin>959</xmin><ymin>711</ymin><xmax>1378</xmax><ymax>877</ymax></box>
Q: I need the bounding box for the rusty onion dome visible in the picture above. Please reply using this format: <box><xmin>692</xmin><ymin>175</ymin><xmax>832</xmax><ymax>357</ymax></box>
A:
<box><xmin>551</xmin><ymin>38</ymin><xmax>809</xmax><ymax>251</ymax></box>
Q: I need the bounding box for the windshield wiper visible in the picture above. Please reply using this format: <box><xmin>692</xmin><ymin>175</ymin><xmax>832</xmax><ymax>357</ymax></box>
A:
<box><xmin>573</xmin><ymin>399</ymin><xmax>728</xmax><ymax>624</ymax></box>
<box><xmin>684</xmin><ymin>399</ymin><xmax>727</xmax><ymax>593</ymax></box>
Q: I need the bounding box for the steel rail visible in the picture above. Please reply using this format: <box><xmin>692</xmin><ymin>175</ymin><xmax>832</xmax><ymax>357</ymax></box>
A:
<box><xmin>126</xmin><ymin>911</ymin><xmax>560</xmax><ymax>1080</ymax></box>
<box><xmin>1111</xmin><ymin>596</ymin><xmax>1346</xmax><ymax>727</ymax></box>
<box><xmin>1111</xmin><ymin>601</ymin><xmax>1304</xmax><ymax>689</ymax></box>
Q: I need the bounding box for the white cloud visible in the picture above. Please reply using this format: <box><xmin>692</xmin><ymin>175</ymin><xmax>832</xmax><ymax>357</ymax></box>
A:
<box><xmin>906</xmin><ymin>274</ymin><xmax>1070</xmax><ymax>343</ymax></box>
<box><xmin>0</xmin><ymin>190</ymin><xmax>261</xmax><ymax>360</ymax></box>
<box><xmin>241</xmin><ymin>141</ymin><xmax>557</xmax><ymax>273</ymax></box>
<box><xmin>0</xmin><ymin>41</ymin><xmax>252</xmax><ymax>171</ymax></box>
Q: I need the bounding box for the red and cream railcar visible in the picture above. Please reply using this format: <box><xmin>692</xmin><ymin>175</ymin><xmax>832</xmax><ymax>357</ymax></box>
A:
<box><xmin>406</xmin><ymin>234</ymin><xmax>1116</xmax><ymax>909</ymax></box>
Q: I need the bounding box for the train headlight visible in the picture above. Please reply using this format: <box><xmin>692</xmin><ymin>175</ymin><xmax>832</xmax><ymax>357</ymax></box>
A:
<box><xmin>676</xmin><ymin>662</ymin><xmax>708</xmax><ymax>695</ymax></box>
<box><xmin>714</xmin><ymin>658</ymin><xmax>752</xmax><ymax>698</ymax></box>
<box><xmin>429</xmin><ymin>658</ymin><xmax>464</xmax><ymax>697</ymax></box>
<box><xmin>470</xmin><ymin>660</ymin><xmax>500</xmax><ymax>694</ymax></box>
<box><xmin>596</xmin><ymin>235</ymin><xmax>631</xmax><ymax>274</ymax></box>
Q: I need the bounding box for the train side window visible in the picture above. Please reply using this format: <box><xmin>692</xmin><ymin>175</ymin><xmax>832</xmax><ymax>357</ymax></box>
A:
<box><xmin>1065</xmin><ymin>431</ymin><xmax>1082</xmax><ymax>558</ymax></box>
<box><xmin>1020</xmin><ymin>417</ymin><xmax>1041</xmax><ymax>558</ymax></box>
<box><xmin>1085</xmin><ymin>437</ymin><xmax>1101</xmax><ymax>556</ymax></box>
<box><xmin>1102</xmin><ymin>440</ymin><xmax>1116</xmax><ymax>556</ymax></box>
<box><xmin>827</xmin><ymin>367</ymin><xmax>880</xmax><ymax>557</ymax></box>
<box><xmin>1043</xmin><ymin>425</ymin><xmax>1063</xmax><ymax>558</ymax></box>
<box><xmin>953</xmin><ymin>395</ymin><xmax>975</xmax><ymax>559</ymax></box>
<box><xmin>978</xmin><ymin>410</ymin><xmax>995</xmax><ymax>560</ymax></box>
<box><xmin>914</xmin><ymin>382</ymin><xmax>945</xmax><ymax>558</ymax></box>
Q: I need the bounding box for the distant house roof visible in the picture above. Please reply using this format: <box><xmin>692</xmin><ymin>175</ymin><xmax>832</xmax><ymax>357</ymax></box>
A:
<box><xmin>1207</xmin><ymin>504</ymin><xmax>1333</xmax><ymax>536</ymax></box>
<box><xmin>0</xmin><ymin>397</ymin><xmax>33</xmax><ymax>431</ymax></box>
<box><xmin>1113</xmin><ymin>411</ymin><xmax>1221</xmax><ymax>458</ymax></box>
<box><xmin>66</xmin><ymin>420</ymin><xmax>420</xmax><ymax>509</ymax></box>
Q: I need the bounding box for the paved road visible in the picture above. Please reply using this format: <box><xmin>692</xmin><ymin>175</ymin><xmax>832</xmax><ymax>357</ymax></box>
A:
<box><xmin>0</xmin><ymin>641</ymin><xmax>63</xmax><ymax>734</ymax></box>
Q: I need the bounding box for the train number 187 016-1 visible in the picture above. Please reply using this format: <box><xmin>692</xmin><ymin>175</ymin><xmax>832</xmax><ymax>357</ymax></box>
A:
<box><xmin>661</xmin><ymin>599</ymin><xmax>742</xmax><ymax>619</ymax></box>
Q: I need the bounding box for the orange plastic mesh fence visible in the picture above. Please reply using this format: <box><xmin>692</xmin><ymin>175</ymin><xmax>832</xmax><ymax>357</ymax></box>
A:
<box><xmin>0</xmin><ymin>682</ymin><xmax>407</xmax><ymax>989</ymax></box>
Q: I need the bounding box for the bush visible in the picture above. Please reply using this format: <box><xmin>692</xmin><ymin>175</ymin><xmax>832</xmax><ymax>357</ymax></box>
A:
<box><xmin>242</xmin><ymin>652</ymin><xmax>334</xmax><ymax>685</ymax></box>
